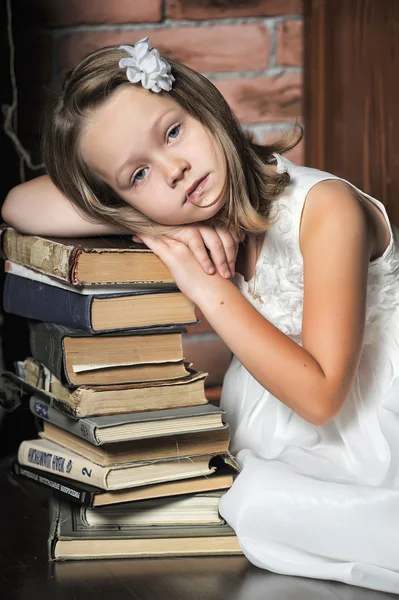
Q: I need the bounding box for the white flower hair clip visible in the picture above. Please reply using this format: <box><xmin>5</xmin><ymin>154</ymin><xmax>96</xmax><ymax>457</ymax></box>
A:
<box><xmin>119</xmin><ymin>37</ymin><xmax>175</xmax><ymax>93</ymax></box>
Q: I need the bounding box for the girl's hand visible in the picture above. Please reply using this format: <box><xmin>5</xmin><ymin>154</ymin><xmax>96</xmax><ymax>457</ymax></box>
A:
<box><xmin>133</xmin><ymin>234</ymin><xmax>223</xmax><ymax>302</ymax></box>
<box><xmin>133</xmin><ymin>225</ymin><xmax>243</xmax><ymax>279</ymax></box>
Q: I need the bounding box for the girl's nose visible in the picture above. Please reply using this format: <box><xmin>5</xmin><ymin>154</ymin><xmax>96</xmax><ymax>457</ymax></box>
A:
<box><xmin>164</xmin><ymin>157</ymin><xmax>190</xmax><ymax>187</ymax></box>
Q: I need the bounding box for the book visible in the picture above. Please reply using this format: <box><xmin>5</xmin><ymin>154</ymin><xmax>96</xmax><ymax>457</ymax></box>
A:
<box><xmin>81</xmin><ymin>492</ymin><xmax>225</xmax><ymax>527</ymax></box>
<box><xmin>51</xmin><ymin>555</ymin><xmax>248</xmax><ymax>580</ymax></box>
<box><xmin>12</xmin><ymin>462</ymin><xmax>235</xmax><ymax>507</ymax></box>
<box><xmin>48</xmin><ymin>497</ymin><xmax>242</xmax><ymax>560</ymax></box>
<box><xmin>0</xmin><ymin>227</ymin><xmax>174</xmax><ymax>285</ymax></box>
<box><xmin>28</xmin><ymin>321</ymin><xmax>188</xmax><ymax>386</ymax></box>
<box><xmin>4</xmin><ymin>272</ymin><xmax>197</xmax><ymax>333</ymax></box>
<box><xmin>40</xmin><ymin>421</ymin><xmax>230</xmax><ymax>465</ymax></box>
<box><xmin>4</xmin><ymin>260</ymin><xmax>176</xmax><ymax>294</ymax></box>
<box><xmin>30</xmin><ymin>396</ymin><xmax>225</xmax><ymax>444</ymax></box>
<box><xmin>18</xmin><ymin>438</ymin><xmax>221</xmax><ymax>491</ymax></box>
<box><xmin>17</xmin><ymin>358</ymin><xmax>208</xmax><ymax>418</ymax></box>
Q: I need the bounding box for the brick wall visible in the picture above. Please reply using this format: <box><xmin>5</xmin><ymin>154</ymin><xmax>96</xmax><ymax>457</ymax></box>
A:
<box><xmin>13</xmin><ymin>0</ymin><xmax>304</xmax><ymax>398</ymax></box>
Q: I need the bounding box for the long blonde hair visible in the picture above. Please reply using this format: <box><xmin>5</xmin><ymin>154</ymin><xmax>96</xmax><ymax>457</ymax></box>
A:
<box><xmin>43</xmin><ymin>45</ymin><xmax>301</xmax><ymax>235</ymax></box>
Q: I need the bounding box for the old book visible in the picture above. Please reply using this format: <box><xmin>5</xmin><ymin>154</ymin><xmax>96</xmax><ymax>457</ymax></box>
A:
<box><xmin>82</xmin><ymin>492</ymin><xmax>225</xmax><ymax>527</ymax></box>
<box><xmin>1</xmin><ymin>227</ymin><xmax>173</xmax><ymax>285</ymax></box>
<box><xmin>18</xmin><ymin>438</ymin><xmax>220</xmax><ymax>491</ymax></box>
<box><xmin>28</xmin><ymin>321</ymin><xmax>188</xmax><ymax>386</ymax></box>
<box><xmin>4</xmin><ymin>272</ymin><xmax>197</xmax><ymax>332</ymax></box>
<box><xmin>4</xmin><ymin>260</ymin><xmax>176</xmax><ymax>294</ymax></box>
<box><xmin>30</xmin><ymin>396</ymin><xmax>225</xmax><ymax>444</ymax></box>
<box><xmin>48</xmin><ymin>497</ymin><xmax>242</xmax><ymax>560</ymax></box>
<box><xmin>18</xmin><ymin>358</ymin><xmax>208</xmax><ymax>417</ymax></box>
<box><xmin>40</xmin><ymin>421</ymin><xmax>230</xmax><ymax>465</ymax></box>
<box><xmin>12</xmin><ymin>462</ymin><xmax>235</xmax><ymax>507</ymax></box>
<box><xmin>51</xmin><ymin>556</ymin><xmax>248</xmax><ymax>580</ymax></box>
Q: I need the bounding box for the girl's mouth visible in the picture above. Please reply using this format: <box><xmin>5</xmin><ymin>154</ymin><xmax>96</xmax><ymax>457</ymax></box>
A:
<box><xmin>185</xmin><ymin>175</ymin><xmax>209</xmax><ymax>203</ymax></box>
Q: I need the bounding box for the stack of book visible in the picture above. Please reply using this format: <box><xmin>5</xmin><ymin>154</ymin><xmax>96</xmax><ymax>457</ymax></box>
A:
<box><xmin>1</xmin><ymin>226</ymin><xmax>241</xmax><ymax>561</ymax></box>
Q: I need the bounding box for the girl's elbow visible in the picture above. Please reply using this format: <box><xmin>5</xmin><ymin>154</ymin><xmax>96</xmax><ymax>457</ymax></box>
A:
<box><xmin>2</xmin><ymin>189</ymin><xmax>19</xmax><ymax>226</ymax></box>
<box><xmin>2</xmin><ymin>186</ymin><xmax>41</xmax><ymax>233</ymax></box>
<box><xmin>303</xmin><ymin>394</ymin><xmax>347</xmax><ymax>426</ymax></box>
<box><xmin>306</xmin><ymin>410</ymin><xmax>335</xmax><ymax>427</ymax></box>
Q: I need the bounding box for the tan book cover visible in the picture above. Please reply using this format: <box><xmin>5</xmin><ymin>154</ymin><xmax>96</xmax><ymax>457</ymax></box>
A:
<box><xmin>49</xmin><ymin>497</ymin><xmax>242</xmax><ymax>560</ymax></box>
<box><xmin>28</xmin><ymin>321</ymin><xmax>189</xmax><ymax>386</ymax></box>
<box><xmin>1</xmin><ymin>227</ymin><xmax>173</xmax><ymax>285</ymax></box>
<box><xmin>18</xmin><ymin>438</ymin><xmax>219</xmax><ymax>491</ymax></box>
<box><xmin>21</xmin><ymin>358</ymin><xmax>208</xmax><ymax>417</ymax></box>
<box><xmin>40</xmin><ymin>421</ymin><xmax>230</xmax><ymax>466</ymax></box>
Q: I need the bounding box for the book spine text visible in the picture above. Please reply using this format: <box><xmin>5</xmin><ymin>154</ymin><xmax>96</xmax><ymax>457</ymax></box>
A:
<box><xmin>29</xmin><ymin>396</ymin><xmax>98</xmax><ymax>445</ymax></box>
<box><xmin>13</xmin><ymin>463</ymin><xmax>92</xmax><ymax>506</ymax></box>
<box><xmin>18</xmin><ymin>440</ymin><xmax>108</xmax><ymax>489</ymax></box>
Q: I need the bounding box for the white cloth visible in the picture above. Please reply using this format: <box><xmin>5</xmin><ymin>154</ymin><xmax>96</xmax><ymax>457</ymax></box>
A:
<box><xmin>219</xmin><ymin>155</ymin><xmax>399</xmax><ymax>594</ymax></box>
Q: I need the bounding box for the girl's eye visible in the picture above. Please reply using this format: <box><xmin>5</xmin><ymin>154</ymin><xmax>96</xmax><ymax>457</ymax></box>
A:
<box><xmin>167</xmin><ymin>124</ymin><xmax>181</xmax><ymax>141</ymax></box>
<box><xmin>131</xmin><ymin>167</ymin><xmax>148</xmax><ymax>186</ymax></box>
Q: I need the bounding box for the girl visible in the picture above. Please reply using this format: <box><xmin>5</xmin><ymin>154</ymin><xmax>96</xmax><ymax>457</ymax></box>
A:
<box><xmin>3</xmin><ymin>38</ymin><xmax>399</xmax><ymax>593</ymax></box>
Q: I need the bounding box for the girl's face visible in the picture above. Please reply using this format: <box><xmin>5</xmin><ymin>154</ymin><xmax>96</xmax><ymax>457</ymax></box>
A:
<box><xmin>80</xmin><ymin>85</ymin><xmax>228</xmax><ymax>225</ymax></box>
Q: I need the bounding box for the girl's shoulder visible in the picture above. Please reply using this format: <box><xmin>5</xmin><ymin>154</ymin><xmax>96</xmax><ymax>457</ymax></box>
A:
<box><xmin>275</xmin><ymin>154</ymin><xmax>394</xmax><ymax>265</ymax></box>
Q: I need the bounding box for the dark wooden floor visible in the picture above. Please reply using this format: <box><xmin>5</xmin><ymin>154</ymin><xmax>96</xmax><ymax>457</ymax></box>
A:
<box><xmin>0</xmin><ymin>456</ymin><xmax>397</xmax><ymax>600</ymax></box>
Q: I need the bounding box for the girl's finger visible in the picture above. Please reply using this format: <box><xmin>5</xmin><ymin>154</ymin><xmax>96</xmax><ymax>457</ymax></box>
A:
<box><xmin>198</xmin><ymin>227</ymin><xmax>231</xmax><ymax>278</ymax></box>
<box><xmin>137</xmin><ymin>234</ymin><xmax>169</xmax><ymax>256</ymax></box>
<box><xmin>139</xmin><ymin>234</ymin><xmax>189</xmax><ymax>266</ymax></box>
<box><xmin>182</xmin><ymin>230</ymin><xmax>215</xmax><ymax>275</ymax></box>
<box><xmin>216</xmin><ymin>228</ymin><xmax>238</xmax><ymax>276</ymax></box>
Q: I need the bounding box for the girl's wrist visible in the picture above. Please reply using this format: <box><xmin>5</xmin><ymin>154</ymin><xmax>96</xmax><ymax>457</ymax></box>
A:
<box><xmin>191</xmin><ymin>272</ymin><xmax>234</xmax><ymax>313</ymax></box>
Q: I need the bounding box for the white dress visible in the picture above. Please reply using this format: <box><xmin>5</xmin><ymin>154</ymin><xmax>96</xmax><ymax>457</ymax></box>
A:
<box><xmin>219</xmin><ymin>154</ymin><xmax>399</xmax><ymax>594</ymax></box>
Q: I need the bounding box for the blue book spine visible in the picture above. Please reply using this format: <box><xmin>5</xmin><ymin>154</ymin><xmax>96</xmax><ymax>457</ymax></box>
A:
<box><xmin>4</xmin><ymin>274</ymin><xmax>94</xmax><ymax>332</ymax></box>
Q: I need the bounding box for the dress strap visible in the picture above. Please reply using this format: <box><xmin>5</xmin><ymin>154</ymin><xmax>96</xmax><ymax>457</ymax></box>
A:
<box><xmin>272</xmin><ymin>153</ymin><xmax>287</xmax><ymax>174</ymax></box>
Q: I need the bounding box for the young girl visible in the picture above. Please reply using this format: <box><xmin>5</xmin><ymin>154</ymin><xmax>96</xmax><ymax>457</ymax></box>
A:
<box><xmin>3</xmin><ymin>38</ymin><xmax>399</xmax><ymax>593</ymax></box>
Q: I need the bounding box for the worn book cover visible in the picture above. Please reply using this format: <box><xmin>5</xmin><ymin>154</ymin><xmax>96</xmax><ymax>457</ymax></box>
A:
<box><xmin>13</xmin><ymin>359</ymin><xmax>208</xmax><ymax>417</ymax></box>
<box><xmin>39</xmin><ymin>421</ymin><xmax>230</xmax><ymax>466</ymax></box>
<box><xmin>18</xmin><ymin>438</ymin><xmax>222</xmax><ymax>490</ymax></box>
<box><xmin>13</xmin><ymin>461</ymin><xmax>235</xmax><ymax>507</ymax></box>
<box><xmin>48</xmin><ymin>497</ymin><xmax>242</xmax><ymax>560</ymax></box>
<box><xmin>1</xmin><ymin>226</ymin><xmax>174</xmax><ymax>284</ymax></box>
<box><xmin>4</xmin><ymin>272</ymin><xmax>197</xmax><ymax>332</ymax></box>
<box><xmin>51</xmin><ymin>556</ymin><xmax>248</xmax><ymax>580</ymax></box>
<box><xmin>5</xmin><ymin>260</ymin><xmax>177</xmax><ymax>293</ymax></box>
<box><xmin>30</xmin><ymin>395</ymin><xmax>225</xmax><ymax>445</ymax></box>
<box><xmin>81</xmin><ymin>491</ymin><xmax>226</xmax><ymax>527</ymax></box>
<box><xmin>28</xmin><ymin>321</ymin><xmax>188</xmax><ymax>386</ymax></box>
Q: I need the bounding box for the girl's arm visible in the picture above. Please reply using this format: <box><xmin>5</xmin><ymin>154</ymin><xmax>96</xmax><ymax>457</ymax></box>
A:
<box><xmin>2</xmin><ymin>175</ymin><xmax>127</xmax><ymax>236</ymax></box>
<box><xmin>139</xmin><ymin>180</ymin><xmax>374</xmax><ymax>426</ymax></box>
<box><xmin>2</xmin><ymin>176</ymin><xmax>239</xmax><ymax>276</ymax></box>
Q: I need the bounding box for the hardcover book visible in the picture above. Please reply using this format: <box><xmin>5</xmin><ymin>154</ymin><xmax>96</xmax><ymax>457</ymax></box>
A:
<box><xmin>12</xmin><ymin>462</ymin><xmax>235</xmax><ymax>507</ymax></box>
<box><xmin>51</xmin><ymin>556</ymin><xmax>248</xmax><ymax>580</ymax></box>
<box><xmin>17</xmin><ymin>358</ymin><xmax>208</xmax><ymax>418</ymax></box>
<box><xmin>1</xmin><ymin>227</ymin><xmax>174</xmax><ymax>285</ymax></box>
<box><xmin>18</xmin><ymin>438</ymin><xmax>221</xmax><ymax>491</ymax></box>
<box><xmin>48</xmin><ymin>497</ymin><xmax>242</xmax><ymax>560</ymax></box>
<box><xmin>40</xmin><ymin>421</ymin><xmax>230</xmax><ymax>465</ymax></box>
<box><xmin>4</xmin><ymin>272</ymin><xmax>197</xmax><ymax>333</ymax></box>
<box><xmin>30</xmin><ymin>395</ymin><xmax>226</xmax><ymax>444</ymax></box>
<box><xmin>28</xmin><ymin>321</ymin><xmax>188</xmax><ymax>386</ymax></box>
<box><xmin>81</xmin><ymin>492</ymin><xmax>225</xmax><ymax>527</ymax></box>
<box><xmin>4</xmin><ymin>260</ymin><xmax>176</xmax><ymax>294</ymax></box>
